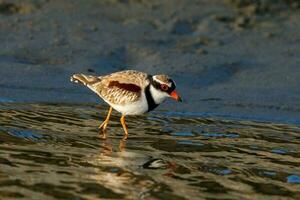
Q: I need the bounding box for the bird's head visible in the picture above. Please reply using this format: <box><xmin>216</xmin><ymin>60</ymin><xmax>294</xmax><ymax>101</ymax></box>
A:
<box><xmin>150</xmin><ymin>74</ymin><xmax>182</xmax><ymax>104</ymax></box>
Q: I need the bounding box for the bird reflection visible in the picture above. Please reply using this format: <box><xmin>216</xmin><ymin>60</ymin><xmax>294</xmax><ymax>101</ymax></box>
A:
<box><xmin>119</xmin><ymin>138</ymin><xmax>127</xmax><ymax>152</ymax></box>
<box><xmin>99</xmin><ymin>136</ymin><xmax>127</xmax><ymax>155</ymax></box>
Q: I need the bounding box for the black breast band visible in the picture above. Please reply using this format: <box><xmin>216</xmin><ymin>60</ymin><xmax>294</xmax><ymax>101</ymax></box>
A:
<box><xmin>145</xmin><ymin>76</ymin><xmax>159</xmax><ymax>112</ymax></box>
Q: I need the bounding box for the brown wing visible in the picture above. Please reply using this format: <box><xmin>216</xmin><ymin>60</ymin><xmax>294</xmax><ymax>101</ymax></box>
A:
<box><xmin>89</xmin><ymin>70</ymin><xmax>149</xmax><ymax>105</ymax></box>
<box><xmin>108</xmin><ymin>81</ymin><xmax>141</xmax><ymax>93</ymax></box>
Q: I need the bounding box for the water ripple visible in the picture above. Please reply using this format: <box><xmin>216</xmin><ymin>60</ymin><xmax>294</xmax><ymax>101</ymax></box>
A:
<box><xmin>0</xmin><ymin>103</ymin><xmax>300</xmax><ymax>199</ymax></box>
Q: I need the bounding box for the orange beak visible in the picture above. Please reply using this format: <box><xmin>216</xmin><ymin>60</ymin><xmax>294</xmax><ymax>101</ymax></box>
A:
<box><xmin>170</xmin><ymin>90</ymin><xmax>182</xmax><ymax>102</ymax></box>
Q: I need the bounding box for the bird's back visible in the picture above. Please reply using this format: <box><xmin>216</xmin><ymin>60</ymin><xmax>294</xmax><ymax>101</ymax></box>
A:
<box><xmin>71</xmin><ymin>70</ymin><xmax>150</xmax><ymax>106</ymax></box>
<box><xmin>100</xmin><ymin>70</ymin><xmax>149</xmax><ymax>88</ymax></box>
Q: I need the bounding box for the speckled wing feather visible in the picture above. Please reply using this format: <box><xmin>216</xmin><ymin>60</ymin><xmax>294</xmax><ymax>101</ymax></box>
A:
<box><xmin>89</xmin><ymin>70</ymin><xmax>150</xmax><ymax>105</ymax></box>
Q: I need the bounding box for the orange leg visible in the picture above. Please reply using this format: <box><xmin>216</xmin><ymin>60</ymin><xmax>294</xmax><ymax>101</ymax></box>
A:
<box><xmin>120</xmin><ymin>115</ymin><xmax>129</xmax><ymax>139</ymax></box>
<box><xmin>99</xmin><ymin>107</ymin><xmax>113</xmax><ymax>135</ymax></box>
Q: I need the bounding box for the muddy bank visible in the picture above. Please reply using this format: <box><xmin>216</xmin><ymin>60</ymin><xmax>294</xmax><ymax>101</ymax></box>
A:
<box><xmin>0</xmin><ymin>0</ymin><xmax>299</xmax><ymax>123</ymax></box>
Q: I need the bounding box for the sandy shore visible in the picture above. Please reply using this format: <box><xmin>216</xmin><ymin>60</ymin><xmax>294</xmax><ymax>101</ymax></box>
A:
<box><xmin>0</xmin><ymin>0</ymin><xmax>299</xmax><ymax>123</ymax></box>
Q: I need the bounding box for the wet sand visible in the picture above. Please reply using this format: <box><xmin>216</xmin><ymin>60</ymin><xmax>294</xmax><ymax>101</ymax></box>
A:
<box><xmin>0</xmin><ymin>0</ymin><xmax>300</xmax><ymax>121</ymax></box>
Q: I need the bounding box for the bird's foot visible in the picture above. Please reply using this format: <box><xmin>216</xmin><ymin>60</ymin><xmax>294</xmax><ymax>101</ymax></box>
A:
<box><xmin>122</xmin><ymin>133</ymin><xmax>128</xmax><ymax>140</ymax></box>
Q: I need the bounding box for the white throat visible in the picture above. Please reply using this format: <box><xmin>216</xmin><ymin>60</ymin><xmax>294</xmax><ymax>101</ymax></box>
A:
<box><xmin>149</xmin><ymin>85</ymin><xmax>169</xmax><ymax>105</ymax></box>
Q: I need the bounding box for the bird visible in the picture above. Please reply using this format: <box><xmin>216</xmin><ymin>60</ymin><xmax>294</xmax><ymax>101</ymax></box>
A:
<box><xmin>70</xmin><ymin>70</ymin><xmax>182</xmax><ymax>139</ymax></box>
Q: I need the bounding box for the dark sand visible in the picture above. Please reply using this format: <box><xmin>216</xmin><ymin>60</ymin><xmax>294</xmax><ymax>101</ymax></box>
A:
<box><xmin>0</xmin><ymin>0</ymin><xmax>300</xmax><ymax>123</ymax></box>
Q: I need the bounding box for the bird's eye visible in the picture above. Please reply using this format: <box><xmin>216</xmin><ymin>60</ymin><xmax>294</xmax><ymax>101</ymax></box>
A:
<box><xmin>161</xmin><ymin>84</ymin><xmax>169</xmax><ymax>91</ymax></box>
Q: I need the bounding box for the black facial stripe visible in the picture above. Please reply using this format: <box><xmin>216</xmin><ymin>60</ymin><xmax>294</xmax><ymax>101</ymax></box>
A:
<box><xmin>166</xmin><ymin>80</ymin><xmax>176</xmax><ymax>94</ymax></box>
<box><xmin>148</xmin><ymin>75</ymin><xmax>176</xmax><ymax>94</ymax></box>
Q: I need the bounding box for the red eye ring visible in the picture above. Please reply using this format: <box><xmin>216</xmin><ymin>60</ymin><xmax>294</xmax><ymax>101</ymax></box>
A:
<box><xmin>161</xmin><ymin>84</ymin><xmax>169</xmax><ymax>91</ymax></box>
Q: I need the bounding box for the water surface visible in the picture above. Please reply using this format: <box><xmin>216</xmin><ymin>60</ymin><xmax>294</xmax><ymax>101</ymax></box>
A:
<box><xmin>0</xmin><ymin>103</ymin><xmax>300</xmax><ymax>199</ymax></box>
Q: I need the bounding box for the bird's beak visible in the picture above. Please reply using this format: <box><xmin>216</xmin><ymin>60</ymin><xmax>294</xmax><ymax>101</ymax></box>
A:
<box><xmin>170</xmin><ymin>90</ymin><xmax>182</xmax><ymax>102</ymax></box>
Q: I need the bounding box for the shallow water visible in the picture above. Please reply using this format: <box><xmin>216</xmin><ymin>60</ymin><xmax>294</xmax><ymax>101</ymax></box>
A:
<box><xmin>0</xmin><ymin>103</ymin><xmax>300</xmax><ymax>200</ymax></box>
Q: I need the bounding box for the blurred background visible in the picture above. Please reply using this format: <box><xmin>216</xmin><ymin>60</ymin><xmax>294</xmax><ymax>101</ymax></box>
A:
<box><xmin>0</xmin><ymin>0</ymin><xmax>299</xmax><ymax>122</ymax></box>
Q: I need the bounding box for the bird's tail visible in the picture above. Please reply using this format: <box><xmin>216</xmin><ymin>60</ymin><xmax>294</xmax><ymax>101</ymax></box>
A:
<box><xmin>70</xmin><ymin>74</ymin><xmax>100</xmax><ymax>86</ymax></box>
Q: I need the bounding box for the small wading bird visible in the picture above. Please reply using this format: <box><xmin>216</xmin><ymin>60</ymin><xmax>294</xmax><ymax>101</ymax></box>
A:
<box><xmin>71</xmin><ymin>70</ymin><xmax>182</xmax><ymax>139</ymax></box>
